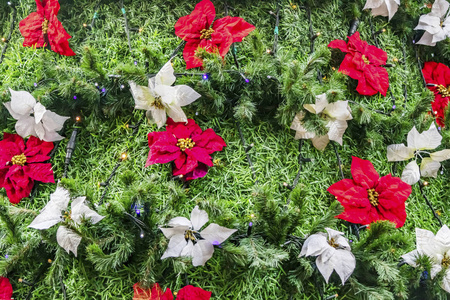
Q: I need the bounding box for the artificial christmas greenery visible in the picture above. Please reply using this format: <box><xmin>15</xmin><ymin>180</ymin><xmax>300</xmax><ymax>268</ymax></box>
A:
<box><xmin>0</xmin><ymin>0</ymin><xmax>450</xmax><ymax>299</ymax></box>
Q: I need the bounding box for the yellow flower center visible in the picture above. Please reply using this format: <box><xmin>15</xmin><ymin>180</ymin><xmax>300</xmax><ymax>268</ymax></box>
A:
<box><xmin>11</xmin><ymin>153</ymin><xmax>27</xmax><ymax>166</ymax></box>
<box><xmin>437</xmin><ymin>85</ymin><xmax>450</xmax><ymax>98</ymax></box>
<box><xmin>442</xmin><ymin>253</ymin><xmax>450</xmax><ymax>268</ymax></box>
<box><xmin>362</xmin><ymin>55</ymin><xmax>370</xmax><ymax>65</ymax></box>
<box><xmin>63</xmin><ymin>210</ymin><xmax>72</xmax><ymax>222</ymax></box>
<box><xmin>184</xmin><ymin>229</ymin><xmax>197</xmax><ymax>241</ymax></box>
<box><xmin>200</xmin><ymin>28</ymin><xmax>214</xmax><ymax>40</ymax></box>
<box><xmin>152</xmin><ymin>96</ymin><xmax>165</xmax><ymax>110</ymax></box>
<box><xmin>328</xmin><ymin>238</ymin><xmax>339</xmax><ymax>248</ymax></box>
<box><xmin>368</xmin><ymin>188</ymin><xmax>379</xmax><ymax>207</ymax></box>
<box><xmin>177</xmin><ymin>138</ymin><xmax>195</xmax><ymax>151</ymax></box>
<box><xmin>42</xmin><ymin>18</ymin><xmax>49</xmax><ymax>35</ymax></box>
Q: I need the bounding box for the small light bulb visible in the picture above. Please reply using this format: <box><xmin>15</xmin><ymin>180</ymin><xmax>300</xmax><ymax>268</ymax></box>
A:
<box><xmin>83</xmin><ymin>23</ymin><xmax>87</xmax><ymax>28</ymax></box>
<box><xmin>250</xmin><ymin>213</ymin><xmax>255</xmax><ymax>218</ymax></box>
<box><xmin>423</xmin><ymin>181</ymin><xmax>429</xmax><ymax>186</ymax></box>
<box><xmin>138</xmin><ymin>27</ymin><xmax>143</xmax><ymax>33</ymax></box>
<box><xmin>48</xmin><ymin>259</ymin><xmax>52</xmax><ymax>263</ymax></box>
<box><xmin>266</xmin><ymin>49</ymin><xmax>272</xmax><ymax>54</ymax></box>
<box><xmin>75</xmin><ymin>116</ymin><xmax>81</xmax><ymax>122</ymax></box>
<box><xmin>1</xmin><ymin>37</ymin><xmax>6</xmax><ymax>43</ymax></box>
<box><xmin>316</xmin><ymin>32</ymin><xmax>321</xmax><ymax>36</ymax></box>
<box><xmin>382</xmin><ymin>28</ymin><xmax>386</xmax><ymax>33</ymax></box>
<box><xmin>121</xmin><ymin>153</ymin><xmax>127</xmax><ymax>160</ymax></box>
<box><xmin>140</xmin><ymin>233</ymin><xmax>144</xmax><ymax>238</ymax></box>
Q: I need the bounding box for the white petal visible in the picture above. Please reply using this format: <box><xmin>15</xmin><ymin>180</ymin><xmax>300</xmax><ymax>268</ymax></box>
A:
<box><xmin>387</xmin><ymin>144</ymin><xmax>415</xmax><ymax>162</ymax></box>
<box><xmin>311</xmin><ymin>135</ymin><xmax>330</xmax><ymax>151</ymax></box>
<box><xmin>431</xmin><ymin>263</ymin><xmax>443</xmax><ymax>279</ymax></box>
<box><xmin>128</xmin><ymin>81</ymin><xmax>155</xmax><ymax>111</ymax></box>
<box><xmin>416</xmin><ymin>31</ymin><xmax>437</xmax><ymax>46</ymax></box>
<box><xmin>314</xmin><ymin>93</ymin><xmax>329</xmax><ymax>114</ymax></box>
<box><xmin>155</xmin><ymin>85</ymin><xmax>177</xmax><ymax>104</ymax></box>
<box><xmin>407</xmin><ymin>123</ymin><xmax>442</xmax><ymax>150</ymax></box>
<box><xmin>150</xmin><ymin>108</ymin><xmax>167</xmax><ymax>129</ymax></box>
<box><xmin>435</xmin><ymin>225</ymin><xmax>450</xmax><ymax>247</ymax></box>
<box><xmin>416</xmin><ymin>228</ymin><xmax>439</xmax><ymax>257</ymax></box>
<box><xmin>327</xmin><ymin>249</ymin><xmax>356</xmax><ymax>285</ymax></box>
<box><xmin>56</xmin><ymin>225</ymin><xmax>82</xmax><ymax>257</ymax></box>
<box><xmin>401</xmin><ymin>250</ymin><xmax>420</xmax><ymax>267</ymax></box>
<box><xmin>442</xmin><ymin>269</ymin><xmax>450</xmax><ymax>293</ymax></box>
<box><xmin>430</xmin><ymin>149</ymin><xmax>450</xmax><ymax>162</ymax></box>
<box><xmin>28</xmin><ymin>187</ymin><xmax>70</xmax><ymax>230</ymax></box>
<box><xmin>3</xmin><ymin>102</ymin><xmax>22</xmax><ymax>119</ymax></box>
<box><xmin>300</xmin><ymin>233</ymin><xmax>329</xmax><ymax>257</ymax></box>
<box><xmin>15</xmin><ymin>116</ymin><xmax>36</xmax><ymax>139</ymax></box>
<box><xmin>155</xmin><ymin>61</ymin><xmax>176</xmax><ymax>87</ymax></box>
<box><xmin>34</xmin><ymin>122</ymin><xmax>46</xmax><ymax>140</ymax></box>
<box><xmin>303</xmin><ymin>104</ymin><xmax>317</xmax><ymax>114</ymax></box>
<box><xmin>432</xmin><ymin>0</ymin><xmax>450</xmax><ymax>18</ymax></box>
<box><xmin>200</xmin><ymin>223</ymin><xmax>237</xmax><ymax>244</ymax></box>
<box><xmin>323</xmin><ymin>100</ymin><xmax>352</xmax><ymax>120</ymax></box>
<box><xmin>33</xmin><ymin>102</ymin><xmax>47</xmax><ymax>124</ymax></box>
<box><xmin>42</xmin><ymin>111</ymin><xmax>69</xmax><ymax>132</ymax></box>
<box><xmin>173</xmin><ymin>85</ymin><xmax>201</xmax><ymax>106</ymax></box>
<box><xmin>180</xmin><ymin>239</ymin><xmax>195</xmax><ymax>258</ymax></box>
<box><xmin>191</xmin><ymin>240</ymin><xmax>215</xmax><ymax>267</ymax></box>
<box><xmin>326</xmin><ymin>119</ymin><xmax>348</xmax><ymax>145</ymax></box>
<box><xmin>190</xmin><ymin>206</ymin><xmax>209</xmax><ymax>231</ymax></box>
<box><xmin>160</xmin><ymin>227</ymin><xmax>189</xmax><ymax>239</ymax></box>
<box><xmin>166</xmin><ymin>104</ymin><xmax>187</xmax><ymax>124</ymax></box>
<box><xmin>385</xmin><ymin>0</ymin><xmax>399</xmax><ymax>20</ymax></box>
<box><xmin>161</xmin><ymin>234</ymin><xmax>188</xmax><ymax>259</ymax></box>
<box><xmin>71</xmin><ymin>197</ymin><xmax>104</xmax><ymax>225</ymax></box>
<box><xmin>168</xmin><ymin>217</ymin><xmax>192</xmax><ymax>228</ymax></box>
<box><xmin>415</xmin><ymin>15</ymin><xmax>441</xmax><ymax>31</ymax></box>
<box><xmin>401</xmin><ymin>160</ymin><xmax>421</xmax><ymax>185</ymax></box>
<box><xmin>9</xmin><ymin>88</ymin><xmax>35</xmax><ymax>116</ymax></box>
<box><xmin>325</xmin><ymin>228</ymin><xmax>350</xmax><ymax>249</ymax></box>
<box><xmin>315</xmin><ymin>248</ymin><xmax>336</xmax><ymax>283</ymax></box>
<box><xmin>420</xmin><ymin>157</ymin><xmax>441</xmax><ymax>178</ymax></box>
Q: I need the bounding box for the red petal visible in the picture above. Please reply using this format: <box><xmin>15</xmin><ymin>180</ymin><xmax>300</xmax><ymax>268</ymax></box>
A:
<box><xmin>327</xmin><ymin>179</ymin><xmax>370</xmax><ymax>207</ymax></box>
<box><xmin>213</xmin><ymin>16</ymin><xmax>255</xmax><ymax>44</ymax></box>
<box><xmin>47</xmin><ymin>15</ymin><xmax>75</xmax><ymax>56</ymax></box>
<box><xmin>174</xmin><ymin>152</ymin><xmax>187</xmax><ymax>169</ymax></box>
<box><xmin>3</xmin><ymin>133</ymin><xmax>25</xmax><ymax>151</ymax></box>
<box><xmin>360</xmin><ymin>65</ymin><xmax>389</xmax><ymax>96</ymax></box>
<box><xmin>338</xmin><ymin>54</ymin><xmax>363</xmax><ymax>80</ymax></box>
<box><xmin>132</xmin><ymin>282</ymin><xmax>173</xmax><ymax>300</ymax></box>
<box><xmin>25</xmin><ymin>136</ymin><xmax>54</xmax><ymax>158</ymax></box>
<box><xmin>176</xmin><ymin>285</ymin><xmax>211</xmax><ymax>300</ymax></box>
<box><xmin>23</xmin><ymin>163</ymin><xmax>54</xmax><ymax>183</ymax></box>
<box><xmin>192</xmin><ymin>128</ymin><xmax>226</xmax><ymax>154</ymax></box>
<box><xmin>174</xmin><ymin>0</ymin><xmax>215</xmax><ymax>42</ymax></box>
<box><xmin>354</xmin><ymin>74</ymin><xmax>378</xmax><ymax>96</ymax></box>
<box><xmin>346</xmin><ymin>32</ymin><xmax>367</xmax><ymax>54</ymax></box>
<box><xmin>350</xmin><ymin>157</ymin><xmax>379</xmax><ymax>189</ymax></box>
<box><xmin>365</xmin><ymin>44</ymin><xmax>387</xmax><ymax>66</ymax></box>
<box><xmin>43</xmin><ymin>0</ymin><xmax>60</xmax><ymax>16</ymax></box>
<box><xmin>173</xmin><ymin>155</ymin><xmax>198</xmax><ymax>175</ymax></box>
<box><xmin>186</xmin><ymin>147</ymin><xmax>213</xmax><ymax>167</ymax></box>
<box><xmin>182</xmin><ymin>163</ymin><xmax>209</xmax><ymax>181</ymax></box>
<box><xmin>377</xmin><ymin>204</ymin><xmax>407</xmax><ymax>228</ymax></box>
<box><xmin>336</xmin><ymin>205</ymin><xmax>378</xmax><ymax>225</ymax></box>
<box><xmin>19</xmin><ymin>12</ymin><xmax>45</xmax><ymax>48</ymax></box>
<box><xmin>167</xmin><ymin>118</ymin><xmax>202</xmax><ymax>139</ymax></box>
<box><xmin>182</xmin><ymin>41</ymin><xmax>204</xmax><ymax>69</ymax></box>
<box><xmin>0</xmin><ymin>277</ymin><xmax>13</xmax><ymax>299</ymax></box>
<box><xmin>3</xmin><ymin>167</ymin><xmax>34</xmax><ymax>204</ymax></box>
<box><xmin>376</xmin><ymin>174</ymin><xmax>411</xmax><ymax>209</ymax></box>
<box><xmin>328</xmin><ymin>39</ymin><xmax>348</xmax><ymax>52</ymax></box>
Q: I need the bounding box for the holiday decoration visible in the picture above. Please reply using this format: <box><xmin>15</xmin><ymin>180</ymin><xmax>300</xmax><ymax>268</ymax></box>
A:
<box><xmin>363</xmin><ymin>0</ymin><xmax>400</xmax><ymax>20</ymax></box>
<box><xmin>290</xmin><ymin>93</ymin><xmax>353</xmax><ymax>150</ymax></box>
<box><xmin>146</xmin><ymin>118</ymin><xmax>226</xmax><ymax>180</ymax></box>
<box><xmin>129</xmin><ymin>61</ymin><xmax>201</xmax><ymax>128</ymax></box>
<box><xmin>28</xmin><ymin>186</ymin><xmax>104</xmax><ymax>256</ymax></box>
<box><xmin>160</xmin><ymin>205</ymin><xmax>236</xmax><ymax>266</ymax></box>
<box><xmin>328</xmin><ymin>32</ymin><xmax>389</xmax><ymax>96</ymax></box>
<box><xmin>402</xmin><ymin>225</ymin><xmax>450</xmax><ymax>293</ymax></box>
<box><xmin>176</xmin><ymin>285</ymin><xmax>211</xmax><ymax>300</ymax></box>
<box><xmin>423</xmin><ymin>61</ymin><xmax>450</xmax><ymax>127</ymax></box>
<box><xmin>4</xmin><ymin>89</ymin><xmax>69</xmax><ymax>142</ymax></box>
<box><xmin>414</xmin><ymin>0</ymin><xmax>450</xmax><ymax>46</ymax></box>
<box><xmin>18</xmin><ymin>0</ymin><xmax>76</xmax><ymax>56</ymax></box>
<box><xmin>327</xmin><ymin>156</ymin><xmax>411</xmax><ymax>228</ymax></box>
<box><xmin>174</xmin><ymin>0</ymin><xmax>255</xmax><ymax>69</ymax></box>
<box><xmin>0</xmin><ymin>277</ymin><xmax>13</xmax><ymax>300</ymax></box>
<box><xmin>0</xmin><ymin>133</ymin><xmax>54</xmax><ymax>204</ymax></box>
<box><xmin>300</xmin><ymin>228</ymin><xmax>356</xmax><ymax>284</ymax></box>
<box><xmin>387</xmin><ymin>123</ymin><xmax>450</xmax><ymax>185</ymax></box>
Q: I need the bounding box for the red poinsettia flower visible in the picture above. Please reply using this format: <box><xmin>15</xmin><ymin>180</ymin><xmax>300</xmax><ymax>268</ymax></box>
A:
<box><xmin>422</xmin><ymin>61</ymin><xmax>450</xmax><ymax>127</ymax></box>
<box><xmin>19</xmin><ymin>0</ymin><xmax>75</xmax><ymax>56</ymax></box>
<box><xmin>146</xmin><ymin>118</ymin><xmax>226</xmax><ymax>180</ymax></box>
<box><xmin>177</xmin><ymin>285</ymin><xmax>211</xmax><ymax>300</ymax></box>
<box><xmin>327</xmin><ymin>156</ymin><xmax>411</xmax><ymax>228</ymax></box>
<box><xmin>174</xmin><ymin>0</ymin><xmax>255</xmax><ymax>69</ymax></box>
<box><xmin>0</xmin><ymin>277</ymin><xmax>13</xmax><ymax>300</ymax></box>
<box><xmin>328</xmin><ymin>32</ymin><xmax>389</xmax><ymax>96</ymax></box>
<box><xmin>132</xmin><ymin>283</ymin><xmax>173</xmax><ymax>300</ymax></box>
<box><xmin>0</xmin><ymin>133</ymin><xmax>55</xmax><ymax>204</ymax></box>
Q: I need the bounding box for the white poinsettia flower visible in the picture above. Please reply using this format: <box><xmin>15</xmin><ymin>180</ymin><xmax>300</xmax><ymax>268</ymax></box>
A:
<box><xmin>414</xmin><ymin>0</ymin><xmax>450</xmax><ymax>46</ymax></box>
<box><xmin>387</xmin><ymin>123</ymin><xmax>450</xmax><ymax>185</ymax></box>
<box><xmin>290</xmin><ymin>93</ymin><xmax>352</xmax><ymax>151</ymax></box>
<box><xmin>364</xmin><ymin>0</ymin><xmax>400</xmax><ymax>20</ymax></box>
<box><xmin>402</xmin><ymin>225</ymin><xmax>450</xmax><ymax>293</ymax></box>
<box><xmin>28</xmin><ymin>187</ymin><xmax>104</xmax><ymax>257</ymax></box>
<box><xmin>4</xmin><ymin>89</ymin><xmax>69</xmax><ymax>142</ymax></box>
<box><xmin>128</xmin><ymin>61</ymin><xmax>201</xmax><ymax>128</ymax></box>
<box><xmin>160</xmin><ymin>206</ymin><xmax>236</xmax><ymax>267</ymax></box>
<box><xmin>299</xmin><ymin>228</ymin><xmax>356</xmax><ymax>285</ymax></box>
